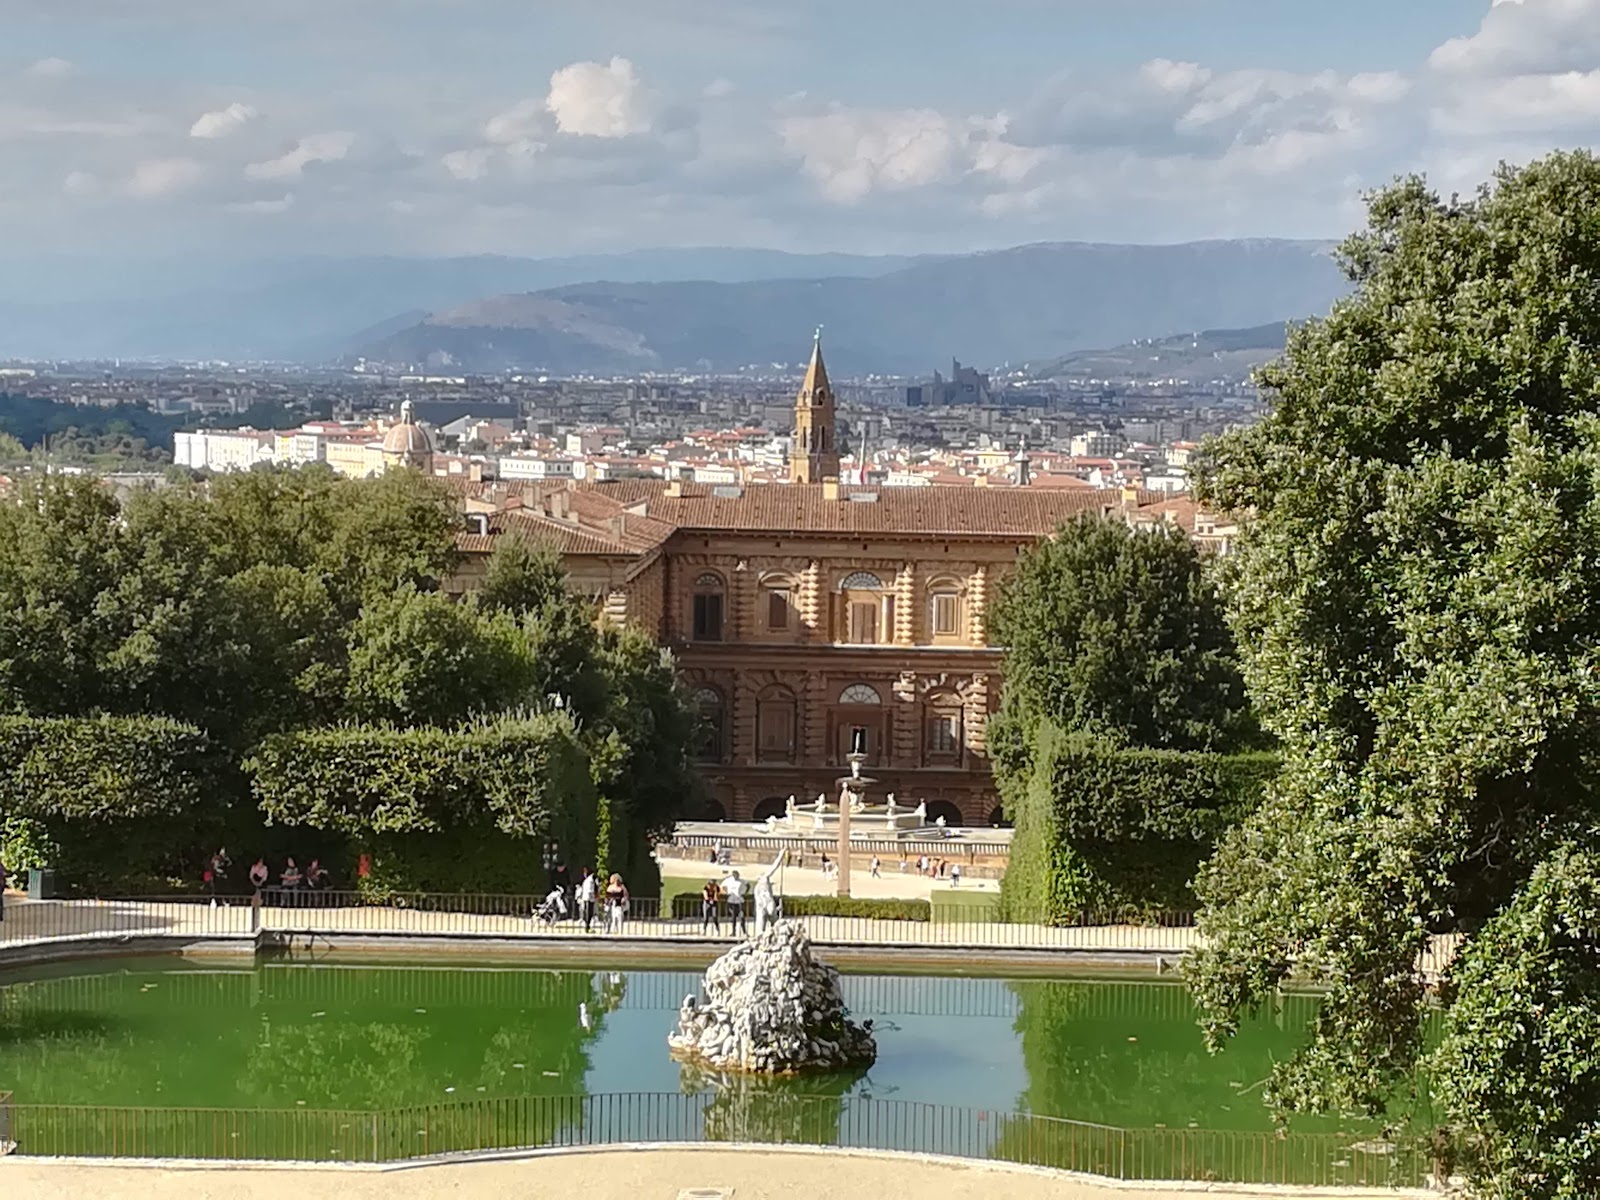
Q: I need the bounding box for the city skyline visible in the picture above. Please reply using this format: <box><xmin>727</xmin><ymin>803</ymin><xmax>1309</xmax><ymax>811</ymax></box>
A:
<box><xmin>2</xmin><ymin>0</ymin><xmax>1595</xmax><ymax>277</ymax></box>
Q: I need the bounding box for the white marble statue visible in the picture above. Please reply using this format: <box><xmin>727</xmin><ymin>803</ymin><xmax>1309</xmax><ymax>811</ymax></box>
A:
<box><xmin>886</xmin><ymin>792</ymin><xmax>897</xmax><ymax>814</ymax></box>
<box><xmin>815</xmin><ymin>793</ymin><xmax>827</xmax><ymax>812</ymax></box>
<box><xmin>753</xmin><ymin>852</ymin><xmax>784</xmax><ymax>935</ymax></box>
<box><xmin>786</xmin><ymin>795</ymin><xmax>797</xmax><ymax>820</ymax></box>
<box><xmin>935</xmin><ymin>815</ymin><xmax>947</xmax><ymax>829</ymax></box>
<box><xmin>914</xmin><ymin>800</ymin><xmax>928</xmax><ymax>822</ymax></box>
<box><xmin>765</xmin><ymin>815</ymin><xmax>779</xmax><ymax>830</ymax></box>
<box><xmin>811</xmin><ymin>811</ymin><xmax>825</xmax><ymax>830</ymax></box>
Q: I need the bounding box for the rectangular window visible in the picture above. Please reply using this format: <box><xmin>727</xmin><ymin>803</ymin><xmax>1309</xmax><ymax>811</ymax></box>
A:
<box><xmin>847</xmin><ymin>600</ymin><xmax>878</xmax><ymax>644</ymax></box>
<box><xmin>767</xmin><ymin>589</ymin><xmax>791</xmax><ymax>632</ymax></box>
<box><xmin>758</xmin><ymin>704</ymin><xmax>794</xmax><ymax>761</ymax></box>
<box><xmin>928</xmin><ymin>714</ymin><xmax>960</xmax><ymax>755</ymax></box>
<box><xmin>692</xmin><ymin>593</ymin><xmax>723</xmax><ymax>641</ymax></box>
<box><xmin>932</xmin><ymin>593</ymin><xmax>960</xmax><ymax>636</ymax></box>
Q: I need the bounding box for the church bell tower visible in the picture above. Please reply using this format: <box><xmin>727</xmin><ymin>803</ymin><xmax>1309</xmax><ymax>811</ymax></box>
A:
<box><xmin>789</xmin><ymin>328</ymin><xmax>840</xmax><ymax>484</ymax></box>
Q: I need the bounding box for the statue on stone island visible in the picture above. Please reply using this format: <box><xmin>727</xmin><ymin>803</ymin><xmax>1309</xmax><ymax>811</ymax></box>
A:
<box><xmin>753</xmin><ymin>852</ymin><xmax>784</xmax><ymax>936</ymax></box>
<box><xmin>669</xmin><ymin>921</ymin><xmax>877</xmax><ymax>1076</ymax></box>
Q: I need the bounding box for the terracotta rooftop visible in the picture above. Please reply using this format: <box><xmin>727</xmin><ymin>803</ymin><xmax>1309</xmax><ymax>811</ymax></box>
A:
<box><xmin>589</xmin><ymin>479</ymin><xmax>1123</xmax><ymax>537</ymax></box>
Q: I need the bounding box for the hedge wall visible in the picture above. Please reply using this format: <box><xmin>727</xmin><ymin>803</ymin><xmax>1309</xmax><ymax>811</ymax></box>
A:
<box><xmin>245</xmin><ymin>714</ymin><xmax>597</xmax><ymax>893</ymax></box>
<box><xmin>1001</xmin><ymin>724</ymin><xmax>1279</xmax><ymax>922</ymax></box>
<box><xmin>0</xmin><ymin>715</ymin><xmax>220</xmax><ymax>892</ymax></box>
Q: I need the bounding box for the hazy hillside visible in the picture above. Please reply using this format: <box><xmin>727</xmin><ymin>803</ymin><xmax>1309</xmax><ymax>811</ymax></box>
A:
<box><xmin>1024</xmin><ymin>321</ymin><xmax>1292</xmax><ymax>383</ymax></box>
<box><xmin>357</xmin><ymin>240</ymin><xmax>1345</xmax><ymax>375</ymax></box>
<box><xmin>0</xmin><ymin>248</ymin><xmax>919</xmax><ymax>363</ymax></box>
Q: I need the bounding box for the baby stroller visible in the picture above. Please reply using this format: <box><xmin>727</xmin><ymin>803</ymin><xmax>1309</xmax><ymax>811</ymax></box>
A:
<box><xmin>535</xmin><ymin>890</ymin><xmax>569</xmax><ymax>925</ymax></box>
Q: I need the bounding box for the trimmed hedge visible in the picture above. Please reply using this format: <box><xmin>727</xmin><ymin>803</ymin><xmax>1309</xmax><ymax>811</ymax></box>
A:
<box><xmin>1002</xmin><ymin>723</ymin><xmax>1279</xmax><ymax>922</ymax></box>
<box><xmin>671</xmin><ymin>893</ymin><xmax>931</xmax><ymax>922</ymax></box>
<box><xmin>0</xmin><ymin>715</ymin><xmax>221</xmax><ymax>892</ymax></box>
<box><xmin>246</xmin><ymin>714</ymin><xmax>597</xmax><ymax>892</ymax></box>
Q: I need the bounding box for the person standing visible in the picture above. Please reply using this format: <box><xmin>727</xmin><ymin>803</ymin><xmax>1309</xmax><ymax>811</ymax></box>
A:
<box><xmin>604</xmin><ymin>873</ymin><xmax>629</xmax><ymax>934</ymax></box>
<box><xmin>870</xmin><ymin>855</ymin><xmax>881</xmax><ymax>879</ymax></box>
<box><xmin>576</xmin><ymin>868</ymin><xmax>598</xmax><ymax>932</ymax></box>
<box><xmin>722</xmin><ymin>870</ymin><xmax>748</xmax><ymax>937</ymax></box>
<box><xmin>248</xmin><ymin>858</ymin><xmax>268</xmax><ymax>896</ymax></box>
<box><xmin>700</xmin><ymin>878</ymin><xmax>722</xmax><ymax>935</ymax></box>
<box><xmin>951</xmin><ymin>863</ymin><xmax>962</xmax><ymax>888</ymax></box>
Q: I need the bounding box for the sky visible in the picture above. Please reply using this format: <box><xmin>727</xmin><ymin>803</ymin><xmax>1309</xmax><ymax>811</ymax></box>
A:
<box><xmin>2</xmin><ymin>0</ymin><xmax>1598</xmax><ymax>264</ymax></box>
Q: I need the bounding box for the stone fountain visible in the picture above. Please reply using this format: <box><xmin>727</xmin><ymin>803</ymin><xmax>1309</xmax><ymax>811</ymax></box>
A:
<box><xmin>667</xmin><ymin>921</ymin><xmax>877</xmax><ymax>1076</ymax></box>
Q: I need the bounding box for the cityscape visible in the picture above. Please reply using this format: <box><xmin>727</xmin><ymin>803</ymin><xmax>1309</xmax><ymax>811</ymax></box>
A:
<box><xmin>0</xmin><ymin>2</ymin><xmax>1596</xmax><ymax>1199</ymax></box>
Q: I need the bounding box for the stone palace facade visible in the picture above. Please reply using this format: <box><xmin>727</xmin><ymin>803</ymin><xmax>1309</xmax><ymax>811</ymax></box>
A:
<box><xmin>448</xmin><ymin>338</ymin><xmax>1141</xmax><ymax>826</ymax></box>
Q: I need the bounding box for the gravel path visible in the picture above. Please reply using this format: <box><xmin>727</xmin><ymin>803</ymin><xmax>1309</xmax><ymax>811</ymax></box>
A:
<box><xmin>0</xmin><ymin>1148</ymin><xmax>1432</xmax><ymax>1200</ymax></box>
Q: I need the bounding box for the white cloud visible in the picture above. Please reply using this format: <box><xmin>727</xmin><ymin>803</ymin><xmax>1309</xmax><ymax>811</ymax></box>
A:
<box><xmin>190</xmin><ymin>102</ymin><xmax>259</xmax><ymax>139</ymax></box>
<box><xmin>227</xmin><ymin>193</ymin><xmax>294</xmax><ymax>214</ymax></box>
<box><xmin>24</xmin><ymin>57</ymin><xmax>73</xmax><ymax>79</ymax></box>
<box><xmin>62</xmin><ymin>170</ymin><xmax>98</xmax><ymax>196</ymax></box>
<box><xmin>545</xmin><ymin>56</ymin><xmax>651</xmax><ymax>137</ymax></box>
<box><xmin>704</xmin><ymin>78</ymin><xmax>736</xmax><ymax>99</ymax></box>
<box><xmin>244</xmin><ymin>131</ymin><xmax>354</xmax><ymax>180</ymax></box>
<box><xmin>779</xmin><ymin>107</ymin><xmax>974</xmax><ymax>203</ymax></box>
<box><xmin>1431</xmin><ymin>0</ymin><xmax>1600</xmax><ymax>77</ymax></box>
<box><xmin>125</xmin><ymin>157</ymin><xmax>203</xmax><ymax>198</ymax></box>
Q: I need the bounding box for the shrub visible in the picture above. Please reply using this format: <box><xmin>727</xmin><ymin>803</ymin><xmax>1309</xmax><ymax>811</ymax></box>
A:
<box><xmin>0</xmin><ymin>715</ymin><xmax>219</xmax><ymax>892</ymax></box>
<box><xmin>246</xmin><ymin>713</ymin><xmax>597</xmax><ymax>892</ymax></box>
<box><xmin>1002</xmin><ymin>723</ymin><xmax>1278</xmax><ymax>921</ymax></box>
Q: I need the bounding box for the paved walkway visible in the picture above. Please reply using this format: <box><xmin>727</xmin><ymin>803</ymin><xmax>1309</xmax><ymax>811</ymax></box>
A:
<box><xmin>0</xmin><ymin>1149</ymin><xmax>1431</xmax><ymax>1200</ymax></box>
<box><xmin>0</xmin><ymin>896</ymin><xmax>1193</xmax><ymax>955</ymax></box>
<box><xmin>0</xmin><ymin>898</ymin><xmax>1467</xmax><ymax>974</ymax></box>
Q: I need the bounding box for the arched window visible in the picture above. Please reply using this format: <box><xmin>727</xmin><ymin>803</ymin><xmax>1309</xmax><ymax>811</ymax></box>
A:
<box><xmin>692</xmin><ymin>572</ymin><xmax>724</xmax><ymax>641</ymax></box>
<box><xmin>757</xmin><ymin>685</ymin><xmax>798</xmax><ymax>764</ymax></box>
<box><xmin>839</xmin><ymin>571</ymin><xmax>883</xmax><ymax>591</ymax></box>
<box><xmin>838</xmin><ymin>683</ymin><xmax>882</xmax><ymax>706</ymax></box>
<box><xmin>694</xmin><ymin>686</ymin><xmax>725</xmax><ymax>762</ymax></box>
<box><xmin>924</xmin><ymin>799</ymin><xmax>965</xmax><ymax>828</ymax></box>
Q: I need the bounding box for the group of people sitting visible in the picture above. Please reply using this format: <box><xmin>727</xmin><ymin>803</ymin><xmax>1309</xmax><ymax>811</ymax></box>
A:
<box><xmin>246</xmin><ymin>854</ymin><xmax>330</xmax><ymax>901</ymax></box>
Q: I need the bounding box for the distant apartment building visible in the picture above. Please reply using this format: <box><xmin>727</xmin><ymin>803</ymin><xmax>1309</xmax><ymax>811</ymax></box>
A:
<box><xmin>173</xmin><ymin>429</ymin><xmax>275</xmax><ymax>472</ymax></box>
<box><xmin>1069</xmin><ymin>430</ymin><xmax>1122</xmax><ymax>458</ymax></box>
<box><xmin>498</xmin><ymin>455</ymin><xmax>578</xmax><ymax>482</ymax></box>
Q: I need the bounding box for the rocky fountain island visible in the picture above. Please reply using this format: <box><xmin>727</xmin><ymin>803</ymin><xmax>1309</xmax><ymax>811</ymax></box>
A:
<box><xmin>669</xmin><ymin>920</ymin><xmax>877</xmax><ymax>1076</ymax></box>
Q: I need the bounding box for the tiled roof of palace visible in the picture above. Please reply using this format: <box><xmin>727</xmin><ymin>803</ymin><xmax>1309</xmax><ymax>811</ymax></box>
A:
<box><xmin>589</xmin><ymin>480</ymin><xmax>1128</xmax><ymax>537</ymax></box>
<box><xmin>448</xmin><ymin>478</ymin><xmax>1150</xmax><ymax>555</ymax></box>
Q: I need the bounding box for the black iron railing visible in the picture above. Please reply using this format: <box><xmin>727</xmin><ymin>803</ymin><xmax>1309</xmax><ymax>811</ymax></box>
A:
<box><xmin>0</xmin><ymin>1092</ymin><xmax>1426</xmax><ymax>1186</ymax></box>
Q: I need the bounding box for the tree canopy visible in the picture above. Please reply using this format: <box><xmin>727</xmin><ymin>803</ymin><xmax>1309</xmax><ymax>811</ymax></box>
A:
<box><xmin>989</xmin><ymin>513</ymin><xmax>1251</xmax><ymax>760</ymax></box>
<box><xmin>0</xmin><ymin>466</ymin><xmax>698</xmax><ymax>889</ymax></box>
<box><xmin>1190</xmin><ymin>151</ymin><xmax>1600</xmax><ymax>1195</ymax></box>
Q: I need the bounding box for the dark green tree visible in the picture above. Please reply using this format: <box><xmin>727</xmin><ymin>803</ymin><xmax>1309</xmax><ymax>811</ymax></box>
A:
<box><xmin>1189</xmin><ymin>151</ymin><xmax>1600</xmax><ymax>1193</ymax></box>
<box><xmin>476</xmin><ymin>532</ymin><xmax>570</xmax><ymax>618</ymax></box>
<box><xmin>343</xmin><ymin>588</ymin><xmax>533</xmax><ymax>727</ymax></box>
<box><xmin>989</xmin><ymin>514</ymin><xmax>1250</xmax><ymax>760</ymax></box>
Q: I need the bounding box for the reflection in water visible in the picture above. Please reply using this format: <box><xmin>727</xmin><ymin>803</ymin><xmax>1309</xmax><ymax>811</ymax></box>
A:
<box><xmin>679</xmin><ymin>1063</ymin><xmax>860</xmax><ymax>1144</ymax></box>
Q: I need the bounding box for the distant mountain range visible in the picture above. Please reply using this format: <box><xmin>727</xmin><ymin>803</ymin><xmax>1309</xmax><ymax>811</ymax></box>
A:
<box><xmin>352</xmin><ymin>240</ymin><xmax>1344</xmax><ymax>375</ymax></box>
<box><xmin>0</xmin><ymin>248</ymin><xmax>917</xmax><ymax>364</ymax></box>
<box><xmin>0</xmin><ymin>240</ymin><xmax>1347</xmax><ymax>372</ymax></box>
<box><xmin>1023</xmin><ymin>321</ymin><xmax>1292</xmax><ymax>383</ymax></box>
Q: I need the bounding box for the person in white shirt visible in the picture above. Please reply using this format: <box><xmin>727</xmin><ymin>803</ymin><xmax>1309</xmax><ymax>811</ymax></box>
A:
<box><xmin>721</xmin><ymin>871</ymin><xmax>749</xmax><ymax>936</ymax></box>
<box><xmin>870</xmin><ymin>855</ymin><xmax>881</xmax><ymax>879</ymax></box>
<box><xmin>951</xmin><ymin>864</ymin><xmax>962</xmax><ymax>888</ymax></box>
<box><xmin>575</xmin><ymin>868</ymin><xmax>598</xmax><ymax>932</ymax></box>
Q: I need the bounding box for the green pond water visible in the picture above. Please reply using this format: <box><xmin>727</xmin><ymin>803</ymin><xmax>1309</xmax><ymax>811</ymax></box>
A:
<box><xmin>0</xmin><ymin>955</ymin><xmax>1427</xmax><ymax>1140</ymax></box>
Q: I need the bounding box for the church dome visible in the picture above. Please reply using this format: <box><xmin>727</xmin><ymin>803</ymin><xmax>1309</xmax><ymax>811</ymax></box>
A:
<box><xmin>381</xmin><ymin>421</ymin><xmax>434</xmax><ymax>456</ymax></box>
<box><xmin>381</xmin><ymin>399</ymin><xmax>434</xmax><ymax>463</ymax></box>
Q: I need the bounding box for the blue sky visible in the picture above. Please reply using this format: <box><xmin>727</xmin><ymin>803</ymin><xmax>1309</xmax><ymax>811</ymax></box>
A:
<box><xmin>2</xmin><ymin>0</ymin><xmax>1596</xmax><ymax>264</ymax></box>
